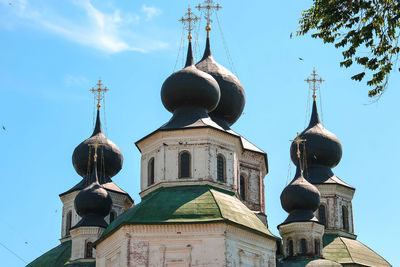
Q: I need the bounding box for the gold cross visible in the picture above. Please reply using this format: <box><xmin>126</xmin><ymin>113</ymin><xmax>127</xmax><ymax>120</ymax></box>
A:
<box><xmin>196</xmin><ymin>0</ymin><xmax>222</xmax><ymax>35</ymax></box>
<box><xmin>179</xmin><ymin>7</ymin><xmax>199</xmax><ymax>40</ymax></box>
<box><xmin>90</xmin><ymin>79</ymin><xmax>109</xmax><ymax>110</ymax></box>
<box><xmin>290</xmin><ymin>133</ymin><xmax>307</xmax><ymax>159</ymax></box>
<box><xmin>305</xmin><ymin>69</ymin><xmax>324</xmax><ymax>100</ymax></box>
<box><xmin>88</xmin><ymin>142</ymin><xmax>104</xmax><ymax>162</ymax></box>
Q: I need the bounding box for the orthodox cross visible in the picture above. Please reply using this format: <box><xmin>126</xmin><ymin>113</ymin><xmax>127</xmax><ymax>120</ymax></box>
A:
<box><xmin>88</xmin><ymin>142</ymin><xmax>104</xmax><ymax>163</ymax></box>
<box><xmin>179</xmin><ymin>7</ymin><xmax>199</xmax><ymax>40</ymax></box>
<box><xmin>196</xmin><ymin>0</ymin><xmax>222</xmax><ymax>35</ymax></box>
<box><xmin>305</xmin><ymin>69</ymin><xmax>324</xmax><ymax>100</ymax></box>
<box><xmin>290</xmin><ymin>133</ymin><xmax>306</xmax><ymax>160</ymax></box>
<box><xmin>90</xmin><ymin>79</ymin><xmax>109</xmax><ymax>110</ymax></box>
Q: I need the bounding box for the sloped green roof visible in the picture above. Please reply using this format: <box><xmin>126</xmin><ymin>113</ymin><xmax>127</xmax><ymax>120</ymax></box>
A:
<box><xmin>27</xmin><ymin>241</ymin><xmax>71</xmax><ymax>267</ymax></box>
<box><xmin>277</xmin><ymin>258</ymin><xmax>341</xmax><ymax>267</ymax></box>
<box><xmin>27</xmin><ymin>240</ymin><xmax>95</xmax><ymax>267</ymax></box>
<box><xmin>323</xmin><ymin>234</ymin><xmax>391</xmax><ymax>266</ymax></box>
<box><xmin>100</xmin><ymin>185</ymin><xmax>277</xmax><ymax>242</ymax></box>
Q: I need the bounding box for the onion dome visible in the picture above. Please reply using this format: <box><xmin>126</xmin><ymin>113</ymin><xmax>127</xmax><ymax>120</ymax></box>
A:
<box><xmin>73</xmin><ymin>157</ymin><xmax>112</xmax><ymax>228</ymax></box>
<box><xmin>196</xmin><ymin>36</ymin><xmax>245</xmax><ymax>127</ymax></box>
<box><xmin>280</xmin><ymin>165</ymin><xmax>321</xmax><ymax>224</ymax></box>
<box><xmin>290</xmin><ymin>99</ymin><xmax>342</xmax><ymax>169</ymax></box>
<box><xmin>72</xmin><ymin>109</ymin><xmax>123</xmax><ymax>181</ymax></box>
<box><xmin>161</xmin><ymin>41</ymin><xmax>220</xmax><ymax>114</ymax></box>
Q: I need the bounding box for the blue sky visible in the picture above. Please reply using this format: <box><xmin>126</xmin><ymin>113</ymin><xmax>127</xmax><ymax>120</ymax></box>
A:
<box><xmin>0</xmin><ymin>0</ymin><xmax>399</xmax><ymax>266</ymax></box>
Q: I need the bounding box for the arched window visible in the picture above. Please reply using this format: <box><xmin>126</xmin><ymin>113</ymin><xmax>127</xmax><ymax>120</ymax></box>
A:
<box><xmin>300</xmin><ymin>238</ymin><xmax>307</xmax><ymax>255</ymax></box>
<box><xmin>179</xmin><ymin>151</ymin><xmax>191</xmax><ymax>178</ymax></box>
<box><xmin>109</xmin><ymin>210</ymin><xmax>117</xmax><ymax>223</ymax></box>
<box><xmin>148</xmin><ymin>157</ymin><xmax>155</xmax><ymax>186</ymax></box>
<box><xmin>239</xmin><ymin>175</ymin><xmax>246</xmax><ymax>200</ymax></box>
<box><xmin>85</xmin><ymin>241</ymin><xmax>94</xmax><ymax>258</ymax></box>
<box><xmin>287</xmin><ymin>239</ymin><xmax>294</xmax><ymax>257</ymax></box>
<box><xmin>314</xmin><ymin>239</ymin><xmax>320</xmax><ymax>256</ymax></box>
<box><xmin>217</xmin><ymin>154</ymin><xmax>225</xmax><ymax>182</ymax></box>
<box><xmin>66</xmin><ymin>211</ymin><xmax>72</xmax><ymax>236</ymax></box>
<box><xmin>318</xmin><ymin>204</ymin><xmax>327</xmax><ymax>226</ymax></box>
<box><xmin>342</xmin><ymin>205</ymin><xmax>349</xmax><ymax>231</ymax></box>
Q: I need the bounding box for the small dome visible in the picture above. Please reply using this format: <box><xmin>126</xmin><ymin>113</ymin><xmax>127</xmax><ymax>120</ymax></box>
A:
<box><xmin>74</xmin><ymin>159</ymin><xmax>112</xmax><ymax>228</ymax></box>
<box><xmin>74</xmin><ymin>182</ymin><xmax>112</xmax><ymax>218</ymax></box>
<box><xmin>281</xmin><ymin>165</ymin><xmax>321</xmax><ymax>214</ymax></box>
<box><xmin>290</xmin><ymin>100</ymin><xmax>342</xmax><ymax>168</ymax></box>
<box><xmin>196</xmin><ymin>37</ymin><xmax>245</xmax><ymax>126</ymax></box>
<box><xmin>161</xmin><ymin>41</ymin><xmax>220</xmax><ymax>113</ymax></box>
<box><xmin>72</xmin><ymin>110</ymin><xmax>123</xmax><ymax>179</ymax></box>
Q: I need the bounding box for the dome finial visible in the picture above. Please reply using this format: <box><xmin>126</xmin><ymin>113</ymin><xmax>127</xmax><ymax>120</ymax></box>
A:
<box><xmin>196</xmin><ymin>0</ymin><xmax>222</xmax><ymax>38</ymax></box>
<box><xmin>179</xmin><ymin>7</ymin><xmax>199</xmax><ymax>67</ymax></box>
<box><xmin>90</xmin><ymin>79</ymin><xmax>109</xmax><ymax>111</ymax></box>
<box><xmin>305</xmin><ymin>68</ymin><xmax>324</xmax><ymax>101</ymax></box>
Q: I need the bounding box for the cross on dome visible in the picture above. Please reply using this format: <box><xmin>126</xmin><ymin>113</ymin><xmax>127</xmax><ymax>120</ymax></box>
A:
<box><xmin>305</xmin><ymin>69</ymin><xmax>324</xmax><ymax>100</ymax></box>
<box><xmin>88</xmin><ymin>142</ymin><xmax>104</xmax><ymax>163</ymax></box>
<box><xmin>196</xmin><ymin>0</ymin><xmax>222</xmax><ymax>35</ymax></box>
<box><xmin>290</xmin><ymin>133</ymin><xmax>306</xmax><ymax>160</ymax></box>
<box><xmin>90</xmin><ymin>80</ymin><xmax>109</xmax><ymax>110</ymax></box>
<box><xmin>179</xmin><ymin>7</ymin><xmax>199</xmax><ymax>40</ymax></box>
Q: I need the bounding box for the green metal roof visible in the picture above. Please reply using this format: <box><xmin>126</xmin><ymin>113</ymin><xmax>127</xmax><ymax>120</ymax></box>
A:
<box><xmin>27</xmin><ymin>241</ymin><xmax>72</xmax><ymax>267</ymax></box>
<box><xmin>27</xmin><ymin>240</ymin><xmax>95</xmax><ymax>267</ymax></box>
<box><xmin>100</xmin><ymin>185</ymin><xmax>278</xmax><ymax>242</ymax></box>
<box><xmin>277</xmin><ymin>258</ymin><xmax>342</xmax><ymax>267</ymax></box>
<box><xmin>323</xmin><ymin>234</ymin><xmax>391</xmax><ymax>266</ymax></box>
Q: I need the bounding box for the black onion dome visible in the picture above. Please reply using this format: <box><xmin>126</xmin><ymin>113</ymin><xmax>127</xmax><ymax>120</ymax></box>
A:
<box><xmin>196</xmin><ymin>37</ymin><xmax>245</xmax><ymax>126</ymax></box>
<box><xmin>280</xmin><ymin>165</ymin><xmax>321</xmax><ymax>224</ymax></box>
<box><xmin>161</xmin><ymin>41</ymin><xmax>220</xmax><ymax>113</ymax></box>
<box><xmin>290</xmin><ymin>100</ymin><xmax>342</xmax><ymax>168</ymax></box>
<box><xmin>72</xmin><ymin>109</ymin><xmax>123</xmax><ymax>180</ymax></box>
<box><xmin>73</xmin><ymin>160</ymin><xmax>112</xmax><ymax>228</ymax></box>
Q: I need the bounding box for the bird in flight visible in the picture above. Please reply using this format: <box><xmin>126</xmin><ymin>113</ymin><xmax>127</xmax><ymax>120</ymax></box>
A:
<box><xmin>298</xmin><ymin>57</ymin><xmax>304</xmax><ymax>61</ymax></box>
<box><xmin>2</xmin><ymin>126</ymin><xmax>6</xmax><ymax>131</ymax></box>
<box><xmin>290</xmin><ymin>33</ymin><xmax>293</xmax><ymax>39</ymax></box>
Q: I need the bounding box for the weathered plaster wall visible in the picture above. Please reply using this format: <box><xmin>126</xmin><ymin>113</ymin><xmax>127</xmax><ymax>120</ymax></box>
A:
<box><xmin>96</xmin><ymin>223</ymin><xmax>277</xmax><ymax>267</ymax></box>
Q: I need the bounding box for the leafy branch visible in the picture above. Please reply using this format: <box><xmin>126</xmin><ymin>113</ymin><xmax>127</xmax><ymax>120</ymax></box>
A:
<box><xmin>298</xmin><ymin>0</ymin><xmax>400</xmax><ymax>97</ymax></box>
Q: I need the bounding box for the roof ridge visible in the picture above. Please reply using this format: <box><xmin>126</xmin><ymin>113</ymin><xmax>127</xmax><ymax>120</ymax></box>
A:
<box><xmin>339</xmin><ymin>236</ymin><xmax>356</xmax><ymax>263</ymax></box>
<box><xmin>208</xmin><ymin>186</ymin><xmax>224</xmax><ymax>219</ymax></box>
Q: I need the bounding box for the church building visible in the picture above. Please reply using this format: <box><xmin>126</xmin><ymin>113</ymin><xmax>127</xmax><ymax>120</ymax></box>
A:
<box><xmin>27</xmin><ymin>2</ymin><xmax>391</xmax><ymax>267</ymax></box>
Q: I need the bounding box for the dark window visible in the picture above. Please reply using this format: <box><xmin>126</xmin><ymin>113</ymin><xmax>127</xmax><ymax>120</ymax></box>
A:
<box><xmin>342</xmin><ymin>205</ymin><xmax>349</xmax><ymax>231</ymax></box>
<box><xmin>66</xmin><ymin>211</ymin><xmax>72</xmax><ymax>236</ymax></box>
<box><xmin>179</xmin><ymin>151</ymin><xmax>190</xmax><ymax>178</ymax></box>
<box><xmin>318</xmin><ymin>205</ymin><xmax>326</xmax><ymax>226</ymax></box>
<box><xmin>240</xmin><ymin>175</ymin><xmax>246</xmax><ymax>200</ymax></box>
<box><xmin>85</xmin><ymin>241</ymin><xmax>93</xmax><ymax>258</ymax></box>
<box><xmin>148</xmin><ymin>157</ymin><xmax>155</xmax><ymax>185</ymax></box>
<box><xmin>314</xmin><ymin>239</ymin><xmax>320</xmax><ymax>256</ymax></box>
<box><xmin>217</xmin><ymin>155</ymin><xmax>225</xmax><ymax>182</ymax></box>
<box><xmin>287</xmin><ymin>239</ymin><xmax>294</xmax><ymax>257</ymax></box>
<box><xmin>109</xmin><ymin>210</ymin><xmax>116</xmax><ymax>223</ymax></box>
<box><xmin>300</xmin><ymin>239</ymin><xmax>307</xmax><ymax>255</ymax></box>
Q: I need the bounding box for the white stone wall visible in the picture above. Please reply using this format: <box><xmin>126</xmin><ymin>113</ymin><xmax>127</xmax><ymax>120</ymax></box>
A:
<box><xmin>315</xmin><ymin>184</ymin><xmax>355</xmax><ymax>234</ymax></box>
<box><xmin>137</xmin><ymin>128</ymin><xmax>267</xmax><ymax>214</ymax></box>
<box><xmin>96</xmin><ymin>223</ymin><xmax>277</xmax><ymax>267</ymax></box>
<box><xmin>278</xmin><ymin>222</ymin><xmax>324</xmax><ymax>258</ymax></box>
<box><xmin>70</xmin><ymin>226</ymin><xmax>104</xmax><ymax>261</ymax></box>
<box><xmin>225</xmin><ymin>225</ymin><xmax>277</xmax><ymax>267</ymax></box>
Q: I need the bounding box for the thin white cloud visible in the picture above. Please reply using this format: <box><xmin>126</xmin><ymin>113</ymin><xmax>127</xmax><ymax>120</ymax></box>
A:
<box><xmin>141</xmin><ymin>4</ymin><xmax>162</xmax><ymax>21</ymax></box>
<box><xmin>0</xmin><ymin>0</ymin><xmax>167</xmax><ymax>53</ymax></box>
